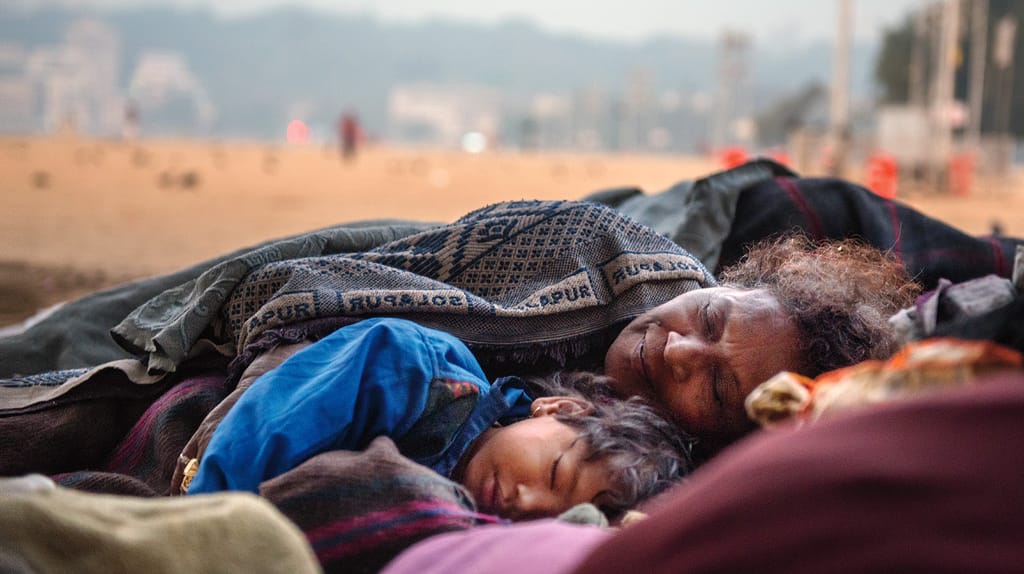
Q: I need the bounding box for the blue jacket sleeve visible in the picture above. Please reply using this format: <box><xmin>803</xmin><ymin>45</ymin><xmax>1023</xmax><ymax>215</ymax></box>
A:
<box><xmin>188</xmin><ymin>318</ymin><xmax>490</xmax><ymax>493</ymax></box>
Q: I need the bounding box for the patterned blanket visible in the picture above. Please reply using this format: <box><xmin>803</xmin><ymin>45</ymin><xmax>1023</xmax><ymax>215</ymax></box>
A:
<box><xmin>113</xmin><ymin>199</ymin><xmax>712</xmax><ymax>376</ymax></box>
<box><xmin>3</xmin><ymin>199</ymin><xmax>711</xmax><ymax>421</ymax></box>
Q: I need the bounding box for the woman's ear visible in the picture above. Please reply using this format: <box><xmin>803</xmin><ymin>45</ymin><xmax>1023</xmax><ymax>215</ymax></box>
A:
<box><xmin>530</xmin><ymin>396</ymin><xmax>594</xmax><ymax>417</ymax></box>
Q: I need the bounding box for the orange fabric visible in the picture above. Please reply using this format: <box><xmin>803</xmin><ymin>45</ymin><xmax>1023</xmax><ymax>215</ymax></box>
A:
<box><xmin>746</xmin><ymin>338</ymin><xmax>1022</xmax><ymax>427</ymax></box>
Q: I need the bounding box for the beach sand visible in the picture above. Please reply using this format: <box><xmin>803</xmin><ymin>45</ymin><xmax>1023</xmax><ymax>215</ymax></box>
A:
<box><xmin>2</xmin><ymin>134</ymin><xmax>1022</xmax><ymax>326</ymax></box>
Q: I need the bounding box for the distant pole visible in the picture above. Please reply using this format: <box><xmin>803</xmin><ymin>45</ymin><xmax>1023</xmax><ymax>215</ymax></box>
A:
<box><xmin>993</xmin><ymin>16</ymin><xmax>1018</xmax><ymax>137</ymax></box>
<box><xmin>829</xmin><ymin>0</ymin><xmax>853</xmax><ymax>177</ymax></box>
<box><xmin>909</xmin><ymin>7</ymin><xmax>929</xmax><ymax>107</ymax></box>
<box><xmin>932</xmin><ymin>0</ymin><xmax>961</xmax><ymax>188</ymax></box>
<box><xmin>967</xmin><ymin>0</ymin><xmax>988</xmax><ymax>152</ymax></box>
<box><xmin>712</xmin><ymin>31</ymin><xmax>750</xmax><ymax>152</ymax></box>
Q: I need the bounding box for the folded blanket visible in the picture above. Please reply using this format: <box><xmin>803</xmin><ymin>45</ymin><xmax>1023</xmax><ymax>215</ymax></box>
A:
<box><xmin>0</xmin><ymin>484</ymin><xmax>320</xmax><ymax>574</ymax></box>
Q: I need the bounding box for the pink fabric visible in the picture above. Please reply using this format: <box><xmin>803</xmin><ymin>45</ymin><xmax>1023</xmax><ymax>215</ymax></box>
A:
<box><xmin>382</xmin><ymin>519</ymin><xmax>610</xmax><ymax>574</ymax></box>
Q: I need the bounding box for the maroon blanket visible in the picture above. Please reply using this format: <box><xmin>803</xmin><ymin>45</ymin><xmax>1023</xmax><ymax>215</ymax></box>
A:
<box><xmin>572</xmin><ymin>371</ymin><xmax>1024</xmax><ymax>574</ymax></box>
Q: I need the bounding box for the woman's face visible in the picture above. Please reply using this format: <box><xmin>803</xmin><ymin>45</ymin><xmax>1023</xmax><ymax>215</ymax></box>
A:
<box><xmin>604</xmin><ymin>287</ymin><xmax>803</xmax><ymax>441</ymax></box>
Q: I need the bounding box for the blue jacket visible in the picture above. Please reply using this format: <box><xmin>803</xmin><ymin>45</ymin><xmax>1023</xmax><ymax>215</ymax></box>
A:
<box><xmin>188</xmin><ymin>318</ymin><xmax>534</xmax><ymax>493</ymax></box>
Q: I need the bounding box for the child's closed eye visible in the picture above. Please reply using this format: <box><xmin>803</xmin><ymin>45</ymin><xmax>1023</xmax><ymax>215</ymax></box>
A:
<box><xmin>550</xmin><ymin>453</ymin><xmax>563</xmax><ymax>489</ymax></box>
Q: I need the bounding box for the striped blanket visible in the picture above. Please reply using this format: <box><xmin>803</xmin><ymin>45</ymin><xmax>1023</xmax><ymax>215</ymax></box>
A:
<box><xmin>3</xmin><ymin>369</ymin><xmax>484</xmax><ymax>573</ymax></box>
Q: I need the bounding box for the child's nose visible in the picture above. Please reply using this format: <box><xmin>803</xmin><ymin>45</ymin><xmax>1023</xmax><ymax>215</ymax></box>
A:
<box><xmin>512</xmin><ymin>483</ymin><xmax>559</xmax><ymax>519</ymax></box>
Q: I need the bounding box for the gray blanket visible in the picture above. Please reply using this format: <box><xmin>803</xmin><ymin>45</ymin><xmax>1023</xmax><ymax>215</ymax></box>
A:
<box><xmin>0</xmin><ymin>220</ymin><xmax>434</xmax><ymax>379</ymax></box>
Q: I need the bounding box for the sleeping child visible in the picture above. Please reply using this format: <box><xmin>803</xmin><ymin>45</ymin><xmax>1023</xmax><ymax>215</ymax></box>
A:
<box><xmin>184</xmin><ymin>317</ymin><xmax>692</xmax><ymax>521</ymax></box>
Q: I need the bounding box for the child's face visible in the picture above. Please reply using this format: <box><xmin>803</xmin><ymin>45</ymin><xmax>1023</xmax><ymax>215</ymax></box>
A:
<box><xmin>459</xmin><ymin>414</ymin><xmax>614</xmax><ymax>520</ymax></box>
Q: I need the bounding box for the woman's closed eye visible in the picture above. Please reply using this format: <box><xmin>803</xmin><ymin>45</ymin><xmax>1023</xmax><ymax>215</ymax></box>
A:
<box><xmin>702</xmin><ymin>301</ymin><xmax>724</xmax><ymax>407</ymax></box>
<box><xmin>700</xmin><ymin>301</ymin><xmax>719</xmax><ymax>340</ymax></box>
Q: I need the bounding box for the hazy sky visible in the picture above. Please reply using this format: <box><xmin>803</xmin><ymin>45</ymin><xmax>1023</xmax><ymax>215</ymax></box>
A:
<box><xmin>23</xmin><ymin>0</ymin><xmax>926</xmax><ymax>44</ymax></box>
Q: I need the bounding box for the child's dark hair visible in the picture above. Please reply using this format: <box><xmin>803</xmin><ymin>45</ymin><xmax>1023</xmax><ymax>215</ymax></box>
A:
<box><xmin>525</xmin><ymin>371</ymin><xmax>695</xmax><ymax>518</ymax></box>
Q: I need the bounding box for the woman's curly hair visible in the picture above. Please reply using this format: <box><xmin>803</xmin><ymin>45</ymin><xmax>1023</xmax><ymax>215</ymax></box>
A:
<box><xmin>717</xmin><ymin>234</ymin><xmax>921</xmax><ymax>378</ymax></box>
<box><xmin>525</xmin><ymin>371</ymin><xmax>694</xmax><ymax>520</ymax></box>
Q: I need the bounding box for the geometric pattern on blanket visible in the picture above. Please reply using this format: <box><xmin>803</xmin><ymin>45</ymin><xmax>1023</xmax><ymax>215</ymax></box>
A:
<box><xmin>221</xmin><ymin>200</ymin><xmax>712</xmax><ymax>366</ymax></box>
<box><xmin>1</xmin><ymin>368</ymin><xmax>89</xmax><ymax>388</ymax></box>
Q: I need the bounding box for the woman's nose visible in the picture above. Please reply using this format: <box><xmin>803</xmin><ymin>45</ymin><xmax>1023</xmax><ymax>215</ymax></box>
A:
<box><xmin>663</xmin><ymin>331</ymin><xmax>711</xmax><ymax>380</ymax></box>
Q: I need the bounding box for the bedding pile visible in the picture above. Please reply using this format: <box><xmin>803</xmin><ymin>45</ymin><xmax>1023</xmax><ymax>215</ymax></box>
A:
<box><xmin>4</xmin><ymin>160</ymin><xmax>1024</xmax><ymax>573</ymax></box>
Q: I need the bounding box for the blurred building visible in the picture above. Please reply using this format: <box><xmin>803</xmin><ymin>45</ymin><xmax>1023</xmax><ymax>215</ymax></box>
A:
<box><xmin>570</xmin><ymin>85</ymin><xmax>610</xmax><ymax>151</ymax></box>
<box><xmin>617</xmin><ymin>67</ymin><xmax>656</xmax><ymax>151</ymax></box>
<box><xmin>0</xmin><ymin>17</ymin><xmax>214</xmax><ymax>138</ymax></box>
<box><xmin>388</xmin><ymin>84</ymin><xmax>501</xmax><ymax>148</ymax></box>
<box><xmin>128</xmin><ymin>51</ymin><xmax>216</xmax><ymax>133</ymax></box>
<box><xmin>0</xmin><ymin>18</ymin><xmax>123</xmax><ymax>135</ymax></box>
<box><xmin>66</xmin><ymin>18</ymin><xmax>121</xmax><ymax>131</ymax></box>
<box><xmin>653</xmin><ymin>90</ymin><xmax>712</xmax><ymax>154</ymax></box>
<box><xmin>504</xmin><ymin>72</ymin><xmax>712</xmax><ymax>154</ymax></box>
<box><xmin>712</xmin><ymin>31</ymin><xmax>754</xmax><ymax>149</ymax></box>
<box><xmin>0</xmin><ymin>43</ymin><xmax>33</xmax><ymax>132</ymax></box>
<box><xmin>526</xmin><ymin>93</ymin><xmax>572</xmax><ymax>149</ymax></box>
<box><xmin>29</xmin><ymin>18</ymin><xmax>121</xmax><ymax>134</ymax></box>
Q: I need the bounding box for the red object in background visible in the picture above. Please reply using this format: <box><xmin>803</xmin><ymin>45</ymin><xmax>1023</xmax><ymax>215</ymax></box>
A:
<box><xmin>339</xmin><ymin>112</ymin><xmax>362</xmax><ymax>160</ymax></box>
<box><xmin>865</xmin><ymin>152</ymin><xmax>899</xmax><ymax>199</ymax></box>
<box><xmin>286</xmin><ymin>120</ymin><xmax>309</xmax><ymax>144</ymax></box>
<box><xmin>766</xmin><ymin>149</ymin><xmax>792</xmax><ymax>168</ymax></box>
<box><xmin>948</xmin><ymin>153</ymin><xmax>975</xmax><ymax>197</ymax></box>
<box><xmin>718</xmin><ymin>147</ymin><xmax>749</xmax><ymax>169</ymax></box>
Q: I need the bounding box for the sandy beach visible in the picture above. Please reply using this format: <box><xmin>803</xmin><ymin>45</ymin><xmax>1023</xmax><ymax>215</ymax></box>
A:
<box><xmin>2</xmin><ymin>134</ymin><xmax>1022</xmax><ymax>326</ymax></box>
